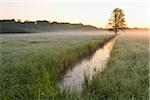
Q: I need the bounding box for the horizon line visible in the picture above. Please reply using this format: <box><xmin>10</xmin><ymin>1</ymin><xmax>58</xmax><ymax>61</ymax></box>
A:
<box><xmin>1</xmin><ymin>18</ymin><xmax>149</xmax><ymax>29</ymax></box>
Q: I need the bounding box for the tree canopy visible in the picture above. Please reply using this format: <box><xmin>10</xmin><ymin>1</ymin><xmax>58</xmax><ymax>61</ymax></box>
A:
<box><xmin>108</xmin><ymin>8</ymin><xmax>127</xmax><ymax>34</ymax></box>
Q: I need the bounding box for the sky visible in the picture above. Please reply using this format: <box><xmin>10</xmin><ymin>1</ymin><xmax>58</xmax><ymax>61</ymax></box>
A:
<box><xmin>0</xmin><ymin>0</ymin><xmax>150</xmax><ymax>28</ymax></box>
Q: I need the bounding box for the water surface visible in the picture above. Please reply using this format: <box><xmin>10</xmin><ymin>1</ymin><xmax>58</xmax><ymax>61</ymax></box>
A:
<box><xmin>59</xmin><ymin>36</ymin><xmax>117</xmax><ymax>92</ymax></box>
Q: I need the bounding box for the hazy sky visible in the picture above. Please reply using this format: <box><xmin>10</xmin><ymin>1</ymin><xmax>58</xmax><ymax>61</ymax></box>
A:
<box><xmin>0</xmin><ymin>0</ymin><xmax>150</xmax><ymax>28</ymax></box>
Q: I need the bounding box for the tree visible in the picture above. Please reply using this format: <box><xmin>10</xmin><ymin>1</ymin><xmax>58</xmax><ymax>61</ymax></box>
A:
<box><xmin>108</xmin><ymin>8</ymin><xmax>127</xmax><ymax>34</ymax></box>
<box><xmin>17</xmin><ymin>19</ymin><xmax>22</xmax><ymax>23</ymax></box>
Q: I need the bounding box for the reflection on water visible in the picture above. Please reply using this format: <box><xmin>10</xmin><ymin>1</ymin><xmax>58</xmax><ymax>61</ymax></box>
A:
<box><xmin>59</xmin><ymin>36</ymin><xmax>117</xmax><ymax>92</ymax></box>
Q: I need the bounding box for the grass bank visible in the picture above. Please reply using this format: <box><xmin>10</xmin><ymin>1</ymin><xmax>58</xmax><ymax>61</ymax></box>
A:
<box><xmin>82</xmin><ymin>35</ymin><xmax>149</xmax><ymax>100</ymax></box>
<box><xmin>0</xmin><ymin>34</ymin><xmax>112</xmax><ymax>99</ymax></box>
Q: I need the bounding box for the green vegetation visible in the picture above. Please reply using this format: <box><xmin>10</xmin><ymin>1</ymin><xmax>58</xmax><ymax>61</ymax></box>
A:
<box><xmin>0</xmin><ymin>34</ymin><xmax>111</xmax><ymax>99</ymax></box>
<box><xmin>82</xmin><ymin>36</ymin><xmax>149</xmax><ymax>100</ymax></box>
<box><xmin>0</xmin><ymin>31</ymin><xmax>148</xmax><ymax>100</ymax></box>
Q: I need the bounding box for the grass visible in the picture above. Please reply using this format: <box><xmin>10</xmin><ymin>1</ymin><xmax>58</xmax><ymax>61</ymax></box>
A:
<box><xmin>82</xmin><ymin>35</ymin><xmax>149</xmax><ymax>100</ymax></box>
<box><xmin>0</xmin><ymin>31</ymin><xmax>148</xmax><ymax>100</ymax></box>
<box><xmin>0</xmin><ymin>33</ymin><xmax>111</xmax><ymax>99</ymax></box>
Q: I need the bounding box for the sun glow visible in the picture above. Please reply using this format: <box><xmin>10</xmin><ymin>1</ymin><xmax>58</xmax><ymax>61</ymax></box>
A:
<box><xmin>0</xmin><ymin>0</ymin><xmax>150</xmax><ymax>28</ymax></box>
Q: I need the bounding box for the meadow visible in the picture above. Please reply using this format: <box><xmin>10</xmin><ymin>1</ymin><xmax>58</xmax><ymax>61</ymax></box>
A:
<box><xmin>0</xmin><ymin>31</ymin><xmax>111</xmax><ymax>99</ymax></box>
<box><xmin>0</xmin><ymin>30</ymin><xmax>149</xmax><ymax>100</ymax></box>
<box><xmin>82</xmin><ymin>30</ymin><xmax>149</xmax><ymax>100</ymax></box>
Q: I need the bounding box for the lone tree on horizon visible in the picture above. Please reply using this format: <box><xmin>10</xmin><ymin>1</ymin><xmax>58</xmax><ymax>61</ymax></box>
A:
<box><xmin>108</xmin><ymin>8</ymin><xmax>127</xmax><ymax>34</ymax></box>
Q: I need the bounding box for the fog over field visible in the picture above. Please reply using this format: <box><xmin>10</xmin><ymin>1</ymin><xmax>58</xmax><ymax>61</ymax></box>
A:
<box><xmin>1</xmin><ymin>29</ymin><xmax>148</xmax><ymax>36</ymax></box>
<box><xmin>0</xmin><ymin>30</ymin><xmax>112</xmax><ymax>36</ymax></box>
<box><xmin>120</xmin><ymin>29</ymin><xmax>149</xmax><ymax>39</ymax></box>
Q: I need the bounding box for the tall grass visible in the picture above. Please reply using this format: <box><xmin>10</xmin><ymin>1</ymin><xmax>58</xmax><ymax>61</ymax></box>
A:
<box><xmin>0</xmin><ymin>34</ymin><xmax>111</xmax><ymax>99</ymax></box>
<box><xmin>1</xmin><ymin>33</ymin><xmax>147</xmax><ymax>100</ymax></box>
<box><xmin>82</xmin><ymin>36</ymin><xmax>149</xmax><ymax>100</ymax></box>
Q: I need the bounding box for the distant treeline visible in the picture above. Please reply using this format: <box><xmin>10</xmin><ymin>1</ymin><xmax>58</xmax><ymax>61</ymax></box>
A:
<box><xmin>0</xmin><ymin>19</ymin><xmax>100</xmax><ymax>33</ymax></box>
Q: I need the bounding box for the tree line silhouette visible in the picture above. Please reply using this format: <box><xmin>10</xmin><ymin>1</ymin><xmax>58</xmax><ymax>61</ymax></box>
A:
<box><xmin>0</xmin><ymin>19</ymin><xmax>99</xmax><ymax>33</ymax></box>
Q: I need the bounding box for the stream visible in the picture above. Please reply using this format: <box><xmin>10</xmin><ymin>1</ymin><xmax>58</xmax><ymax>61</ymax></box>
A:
<box><xmin>59</xmin><ymin>36</ymin><xmax>118</xmax><ymax>92</ymax></box>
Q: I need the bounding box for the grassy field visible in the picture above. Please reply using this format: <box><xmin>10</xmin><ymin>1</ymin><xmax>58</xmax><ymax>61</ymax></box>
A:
<box><xmin>0</xmin><ymin>33</ymin><xmax>111</xmax><ymax>99</ymax></box>
<box><xmin>82</xmin><ymin>33</ymin><xmax>149</xmax><ymax>100</ymax></box>
<box><xmin>0</xmin><ymin>30</ymin><xmax>149</xmax><ymax>100</ymax></box>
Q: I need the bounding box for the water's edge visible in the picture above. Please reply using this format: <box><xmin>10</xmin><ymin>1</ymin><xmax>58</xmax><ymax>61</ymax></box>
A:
<box><xmin>59</xmin><ymin>35</ymin><xmax>118</xmax><ymax>92</ymax></box>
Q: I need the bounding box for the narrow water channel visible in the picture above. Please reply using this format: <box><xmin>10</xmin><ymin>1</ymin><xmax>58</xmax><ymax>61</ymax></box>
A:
<box><xmin>59</xmin><ymin>36</ymin><xmax>117</xmax><ymax>92</ymax></box>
